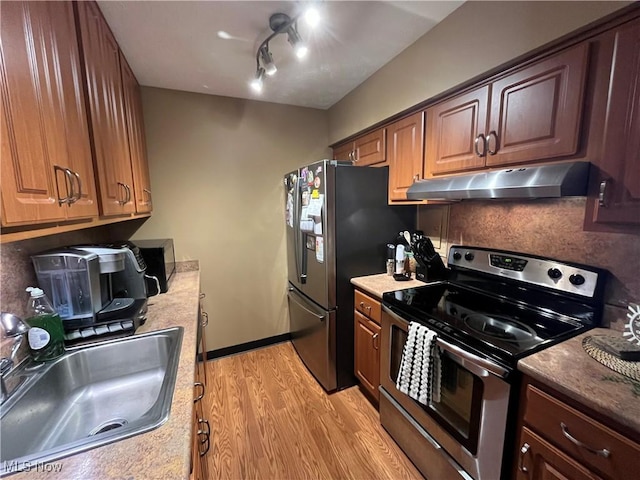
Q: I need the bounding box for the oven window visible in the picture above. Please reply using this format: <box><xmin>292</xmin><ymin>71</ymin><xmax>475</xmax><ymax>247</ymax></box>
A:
<box><xmin>390</xmin><ymin>325</ymin><xmax>483</xmax><ymax>454</ymax></box>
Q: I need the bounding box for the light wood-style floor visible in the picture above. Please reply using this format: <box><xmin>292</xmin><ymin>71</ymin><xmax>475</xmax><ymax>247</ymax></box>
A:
<box><xmin>202</xmin><ymin>341</ymin><xmax>423</xmax><ymax>480</ymax></box>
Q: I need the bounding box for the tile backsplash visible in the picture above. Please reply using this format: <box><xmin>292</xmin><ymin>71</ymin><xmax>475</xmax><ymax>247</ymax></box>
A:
<box><xmin>0</xmin><ymin>219</ymin><xmax>146</xmax><ymax>360</ymax></box>
<box><xmin>419</xmin><ymin>197</ymin><xmax>640</xmax><ymax>330</ymax></box>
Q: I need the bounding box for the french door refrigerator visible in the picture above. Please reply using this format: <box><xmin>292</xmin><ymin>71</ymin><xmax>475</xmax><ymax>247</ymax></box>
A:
<box><xmin>284</xmin><ymin>160</ymin><xmax>415</xmax><ymax>392</ymax></box>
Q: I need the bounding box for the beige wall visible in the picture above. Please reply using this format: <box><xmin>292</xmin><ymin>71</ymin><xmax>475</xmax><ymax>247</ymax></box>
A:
<box><xmin>328</xmin><ymin>1</ymin><xmax>630</xmax><ymax>143</ymax></box>
<box><xmin>132</xmin><ymin>87</ymin><xmax>329</xmax><ymax>351</ymax></box>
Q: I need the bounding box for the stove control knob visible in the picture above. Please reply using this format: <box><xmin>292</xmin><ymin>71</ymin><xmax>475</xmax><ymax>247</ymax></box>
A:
<box><xmin>453</xmin><ymin>251</ymin><xmax>462</xmax><ymax>261</ymax></box>
<box><xmin>464</xmin><ymin>251</ymin><xmax>475</xmax><ymax>262</ymax></box>
<box><xmin>547</xmin><ymin>268</ymin><xmax>562</xmax><ymax>280</ymax></box>
<box><xmin>569</xmin><ymin>274</ymin><xmax>585</xmax><ymax>286</ymax></box>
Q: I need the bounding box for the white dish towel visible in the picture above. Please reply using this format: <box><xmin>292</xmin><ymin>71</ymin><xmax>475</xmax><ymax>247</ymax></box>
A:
<box><xmin>396</xmin><ymin>322</ymin><xmax>441</xmax><ymax>406</ymax></box>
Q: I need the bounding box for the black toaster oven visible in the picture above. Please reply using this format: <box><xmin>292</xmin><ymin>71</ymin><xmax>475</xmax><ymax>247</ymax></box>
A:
<box><xmin>133</xmin><ymin>238</ymin><xmax>176</xmax><ymax>294</ymax></box>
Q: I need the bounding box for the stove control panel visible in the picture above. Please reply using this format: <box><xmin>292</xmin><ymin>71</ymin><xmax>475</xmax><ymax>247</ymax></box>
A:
<box><xmin>449</xmin><ymin>246</ymin><xmax>602</xmax><ymax>298</ymax></box>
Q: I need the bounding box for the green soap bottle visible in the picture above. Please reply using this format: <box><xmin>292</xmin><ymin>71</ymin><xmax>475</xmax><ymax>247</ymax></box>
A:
<box><xmin>25</xmin><ymin>287</ymin><xmax>65</xmax><ymax>362</ymax></box>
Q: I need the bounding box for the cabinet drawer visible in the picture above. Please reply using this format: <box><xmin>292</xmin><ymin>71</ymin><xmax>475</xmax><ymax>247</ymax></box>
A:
<box><xmin>354</xmin><ymin>290</ymin><xmax>381</xmax><ymax>324</ymax></box>
<box><xmin>524</xmin><ymin>385</ymin><xmax>640</xmax><ymax>479</ymax></box>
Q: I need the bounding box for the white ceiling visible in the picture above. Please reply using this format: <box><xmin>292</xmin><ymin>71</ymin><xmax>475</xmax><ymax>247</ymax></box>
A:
<box><xmin>97</xmin><ymin>1</ymin><xmax>464</xmax><ymax>109</ymax></box>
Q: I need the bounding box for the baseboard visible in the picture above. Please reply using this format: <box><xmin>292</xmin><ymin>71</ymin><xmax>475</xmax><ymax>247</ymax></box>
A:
<box><xmin>199</xmin><ymin>333</ymin><xmax>292</xmax><ymax>361</ymax></box>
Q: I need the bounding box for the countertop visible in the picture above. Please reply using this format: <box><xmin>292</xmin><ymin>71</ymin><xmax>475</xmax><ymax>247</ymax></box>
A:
<box><xmin>10</xmin><ymin>270</ymin><xmax>201</xmax><ymax>479</ymax></box>
<box><xmin>350</xmin><ymin>273</ymin><xmax>428</xmax><ymax>299</ymax></box>
<box><xmin>518</xmin><ymin>327</ymin><xmax>640</xmax><ymax>437</ymax></box>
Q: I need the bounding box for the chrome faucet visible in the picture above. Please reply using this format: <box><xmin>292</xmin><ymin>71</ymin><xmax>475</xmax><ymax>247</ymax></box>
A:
<box><xmin>1</xmin><ymin>312</ymin><xmax>29</xmax><ymax>404</ymax></box>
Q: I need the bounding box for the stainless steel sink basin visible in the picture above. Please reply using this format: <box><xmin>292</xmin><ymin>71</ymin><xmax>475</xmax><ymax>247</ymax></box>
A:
<box><xmin>0</xmin><ymin>327</ymin><xmax>183</xmax><ymax>475</ymax></box>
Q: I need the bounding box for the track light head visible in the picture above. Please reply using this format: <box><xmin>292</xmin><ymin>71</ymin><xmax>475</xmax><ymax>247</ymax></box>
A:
<box><xmin>286</xmin><ymin>26</ymin><xmax>307</xmax><ymax>60</ymax></box>
<box><xmin>259</xmin><ymin>46</ymin><xmax>277</xmax><ymax>76</ymax></box>
<box><xmin>250</xmin><ymin>67</ymin><xmax>265</xmax><ymax>93</ymax></box>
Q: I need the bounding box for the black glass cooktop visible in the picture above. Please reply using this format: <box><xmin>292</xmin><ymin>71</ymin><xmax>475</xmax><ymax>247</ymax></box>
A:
<box><xmin>382</xmin><ymin>281</ymin><xmax>598</xmax><ymax>368</ymax></box>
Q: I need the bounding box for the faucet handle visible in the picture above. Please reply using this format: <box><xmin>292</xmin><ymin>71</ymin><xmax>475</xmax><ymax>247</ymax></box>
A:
<box><xmin>1</xmin><ymin>312</ymin><xmax>29</xmax><ymax>338</ymax></box>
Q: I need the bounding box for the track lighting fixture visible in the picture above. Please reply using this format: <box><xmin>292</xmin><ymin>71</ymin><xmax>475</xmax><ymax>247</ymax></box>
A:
<box><xmin>250</xmin><ymin>5</ymin><xmax>320</xmax><ymax>94</ymax></box>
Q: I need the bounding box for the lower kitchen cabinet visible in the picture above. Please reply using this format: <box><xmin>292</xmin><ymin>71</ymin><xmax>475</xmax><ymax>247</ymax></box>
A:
<box><xmin>191</xmin><ymin>292</ymin><xmax>210</xmax><ymax>479</ymax></box>
<box><xmin>516</xmin><ymin>380</ymin><xmax>640</xmax><ymax>480</ymax></box>
<box><xmin>354</xmin><ymin>289</ymin><xmax>382</xmax><ymax>402</ymax></box>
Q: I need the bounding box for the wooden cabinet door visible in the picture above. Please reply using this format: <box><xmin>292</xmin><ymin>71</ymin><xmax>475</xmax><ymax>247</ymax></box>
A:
<box><xmin>354</xmin><ymin>128</ymin><xmax>386</xmax><ymax>166</ymax></box>
<box><xmin>0</xmin><ymin>1</ymin><xmax>97</xmax><ymax>225</ymax></box>
<box><xmin>76</xmin><ymin>1</ymin><xmax>135</xmax><ymax>216</ymax></box>
<box><xmin>517</xmin><ymin>428</ymin><xmax>601</xmax><ymax>480</ymax></box>
<box><xmin>333</xmin><ymin>142</ymin><xmax>354</xmax><ymax>161</ymax></box>
<box><xmin>120</xmin><ymin>53</ymin><xmax>152</xmax><ymax>214</ymax></box>
<box><xmin>388</xmin><ymin>112</ymin><xmax>425</xmax><ymax>201</ymax></box>
<box><xmin>487</xmin><ymin>43</ymin><xmax>589</xmax><ymax>167</ymax></box>
<box><xmin>425</xmin><ymin>86</ymin><xmax>489</xmax><ymax>175</ymax></box>
<box><xmin>592</xmin><ymin>19</ymin><xmax>640</xmax><ymax>225</ymax></box>
<box><xmin>354</xmin><ymin>310</ymin><xmax>381</xmax><ymax>401</ymax></box>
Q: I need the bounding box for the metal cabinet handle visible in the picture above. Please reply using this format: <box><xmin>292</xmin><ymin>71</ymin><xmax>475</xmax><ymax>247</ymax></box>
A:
<box><xmin>54</xmin><ymin>166</ymin><xmax>72</xmax><ymax>205</ymax></box>
<box><xmin>560</xmin><ymin>422</ymin><xmax>610</xmax><ymax>458</ymax></box>
<box><xmin>359</xmin><ymin>302</ymin><xmax>371</xmax><ymax>313</ymax></box>
<box><xmin>474</xmin><ymin>134</ymin><xmax>486</xmax><ymax>157</ymax></box>
<box><xmin>124</xmin><ymin>183</ymin><xmax>132</xmax><ymax>203</ymax></box>
<box><xmin>70</xmin><ymin>170</ymin><xmax>82</xmax><ymax>204</ymax></box>
<box><xmin>413</xmin><ymin>174</ymin><xmax>420</xmax><ymax>182</ymax></box>
<box><xmin>200</xmin><ymin>293</ymin><xmax>206</xmax><ymax>300</ymax></box>
<box><xmin>372</xmin><ymin>332</ymin><xmax>379</xmax><ymax>350</ymax></box>
<box><xmin>201</xmin><ymin>311</ymin><xmax>209</xmax><ymax>327</ymax></box>
<box><xmin>143</xmin><ymin>188</ymin><xmax>152</xmax><ymax>205</ymax></box>
<box><xmin>197</xmin><ymin>419</ymin><xmax>211</xmax><ymax>457</ymax></box>
<box><xmin>487</xmin><ymin>131</ymin><xmax>498</xmax><ymax>155</ymax></box>
<box><xmin>117</xmin><ymin>182</ymin><xmax>127</xmax><ymax>205</ymax></box>
<box><xmin>194</xmin><ymin>382</ymin><xmax>205</xmax><ymax>403</ymax></box>
<box><xmin>598</xmin><ymin>180</ymin><xmax>608</xmax><ymax>207</ymax></box>
<box><xmin>352</xmin><ymin>151</ymin><xmax>358</xmax><ymax>163</ymax></box>
<box><xmin>518</xmin><ymin>442</ymin><xmax>530</xmax><ymax>473</ymax></box>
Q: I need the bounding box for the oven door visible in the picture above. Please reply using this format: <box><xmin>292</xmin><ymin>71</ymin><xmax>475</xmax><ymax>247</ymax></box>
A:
<box><xmin>381</xmin><ymin>305</ymin><xmax>512</xmax><ymax>480</ymax></box>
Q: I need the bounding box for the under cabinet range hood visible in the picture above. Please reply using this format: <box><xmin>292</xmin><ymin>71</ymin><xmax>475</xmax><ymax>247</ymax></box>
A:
<box><xmin>406</xmin><ymin>161</ymin><xmax>591</xmax><ymax>200</ymax></box>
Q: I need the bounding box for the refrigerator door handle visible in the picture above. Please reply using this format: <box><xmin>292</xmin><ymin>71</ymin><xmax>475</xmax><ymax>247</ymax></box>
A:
<box><xmin>288</xmin><ymin>288</ymin><xmax>325</xmax><ymax>320</ymax></box>
<box><xmin>293</xmin><ymin>174</ymin><xmax>302</xmax><ymax>282</ymax></box>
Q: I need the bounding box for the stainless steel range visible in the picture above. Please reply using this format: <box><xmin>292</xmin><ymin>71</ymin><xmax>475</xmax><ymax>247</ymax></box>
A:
<box><xmin>380</xmin><ymin>246</ymin><xmax>607</xmax><ymax>480</ymax></box>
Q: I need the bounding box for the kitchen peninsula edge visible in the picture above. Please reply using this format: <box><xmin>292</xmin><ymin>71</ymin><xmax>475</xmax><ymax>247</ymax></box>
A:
<box><xmin>9</xmin><ymin>266</ymin><xmax>201</xmax><ymax>480</ymax></box>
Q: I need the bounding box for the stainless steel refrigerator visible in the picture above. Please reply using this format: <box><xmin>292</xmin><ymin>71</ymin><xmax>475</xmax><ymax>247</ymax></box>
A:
<box><xmin>284</xmin><ymin>160</ymin><xmax>415</xmax><ymax>392</ymax></box>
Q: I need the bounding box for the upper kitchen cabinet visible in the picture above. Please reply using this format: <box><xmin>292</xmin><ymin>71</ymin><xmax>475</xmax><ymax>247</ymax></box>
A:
<box><xmin>75</xmin><ymin>0</ymin><xmax>135</xmax><ymax>216</ymax></box>
<box><xmin>590</xmin><ymin>18</ymin><xmax>640</xmax><ymax>226</ymax></box>
<box><xmin>425</xmin><ymin>87</ymin><xmax>489</xmax><ymax>175</ymax></box>
<box><xmin>388</xmin><ymin>111</ymin><xmax>425</xmax><ymax>202</ymax></box>
<box><xmin>0</xmin><ymin>1</ymin><xmax>99</xmax><ymax>226</ymax></box>
<box><xmin>425</xmin><ymin>43</ymin><xmax>589</xmax><ymax>176</ymax></box>
<box><xmin>120</xmin><ymin>52</ymin><xmax>152</xmax><ymax>214</ymax></box>
<box><xmin>333</xmin><ymin>128</ymin><xmax>386</xmax><ymax>166</ymax></box>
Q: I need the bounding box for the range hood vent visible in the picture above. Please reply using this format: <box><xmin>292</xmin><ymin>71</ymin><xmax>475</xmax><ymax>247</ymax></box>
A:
<box><xmin>406</xmin><ymin>162</ymin><xmax>591</xmax><ymax>200</ymax></box>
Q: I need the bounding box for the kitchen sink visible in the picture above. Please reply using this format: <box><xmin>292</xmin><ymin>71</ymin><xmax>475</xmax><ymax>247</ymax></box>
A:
<box><xmin>0</xmin><ymin>327</ymin><xmax>183</xmax><ymax>475</ymax></box>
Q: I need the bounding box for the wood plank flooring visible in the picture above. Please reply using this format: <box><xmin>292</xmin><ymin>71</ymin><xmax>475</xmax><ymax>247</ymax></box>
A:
<box><xmin>202</xmin><ymin>341</ymin><xmax>423</xmax><ymax>480</ymax></box>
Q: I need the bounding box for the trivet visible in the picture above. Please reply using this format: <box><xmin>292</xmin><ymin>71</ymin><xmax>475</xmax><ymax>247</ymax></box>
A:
<box><xmin>583</xmin><ymin>336</ymin><xmax>640</xmax><ymax>382</ymax></box>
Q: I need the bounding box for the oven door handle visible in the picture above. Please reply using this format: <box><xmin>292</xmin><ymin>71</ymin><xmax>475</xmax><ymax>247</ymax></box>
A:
<box><xmin>382</xmin><ymin>305</ymin><xmax>509</xmax><ymax>379</ymax></box>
